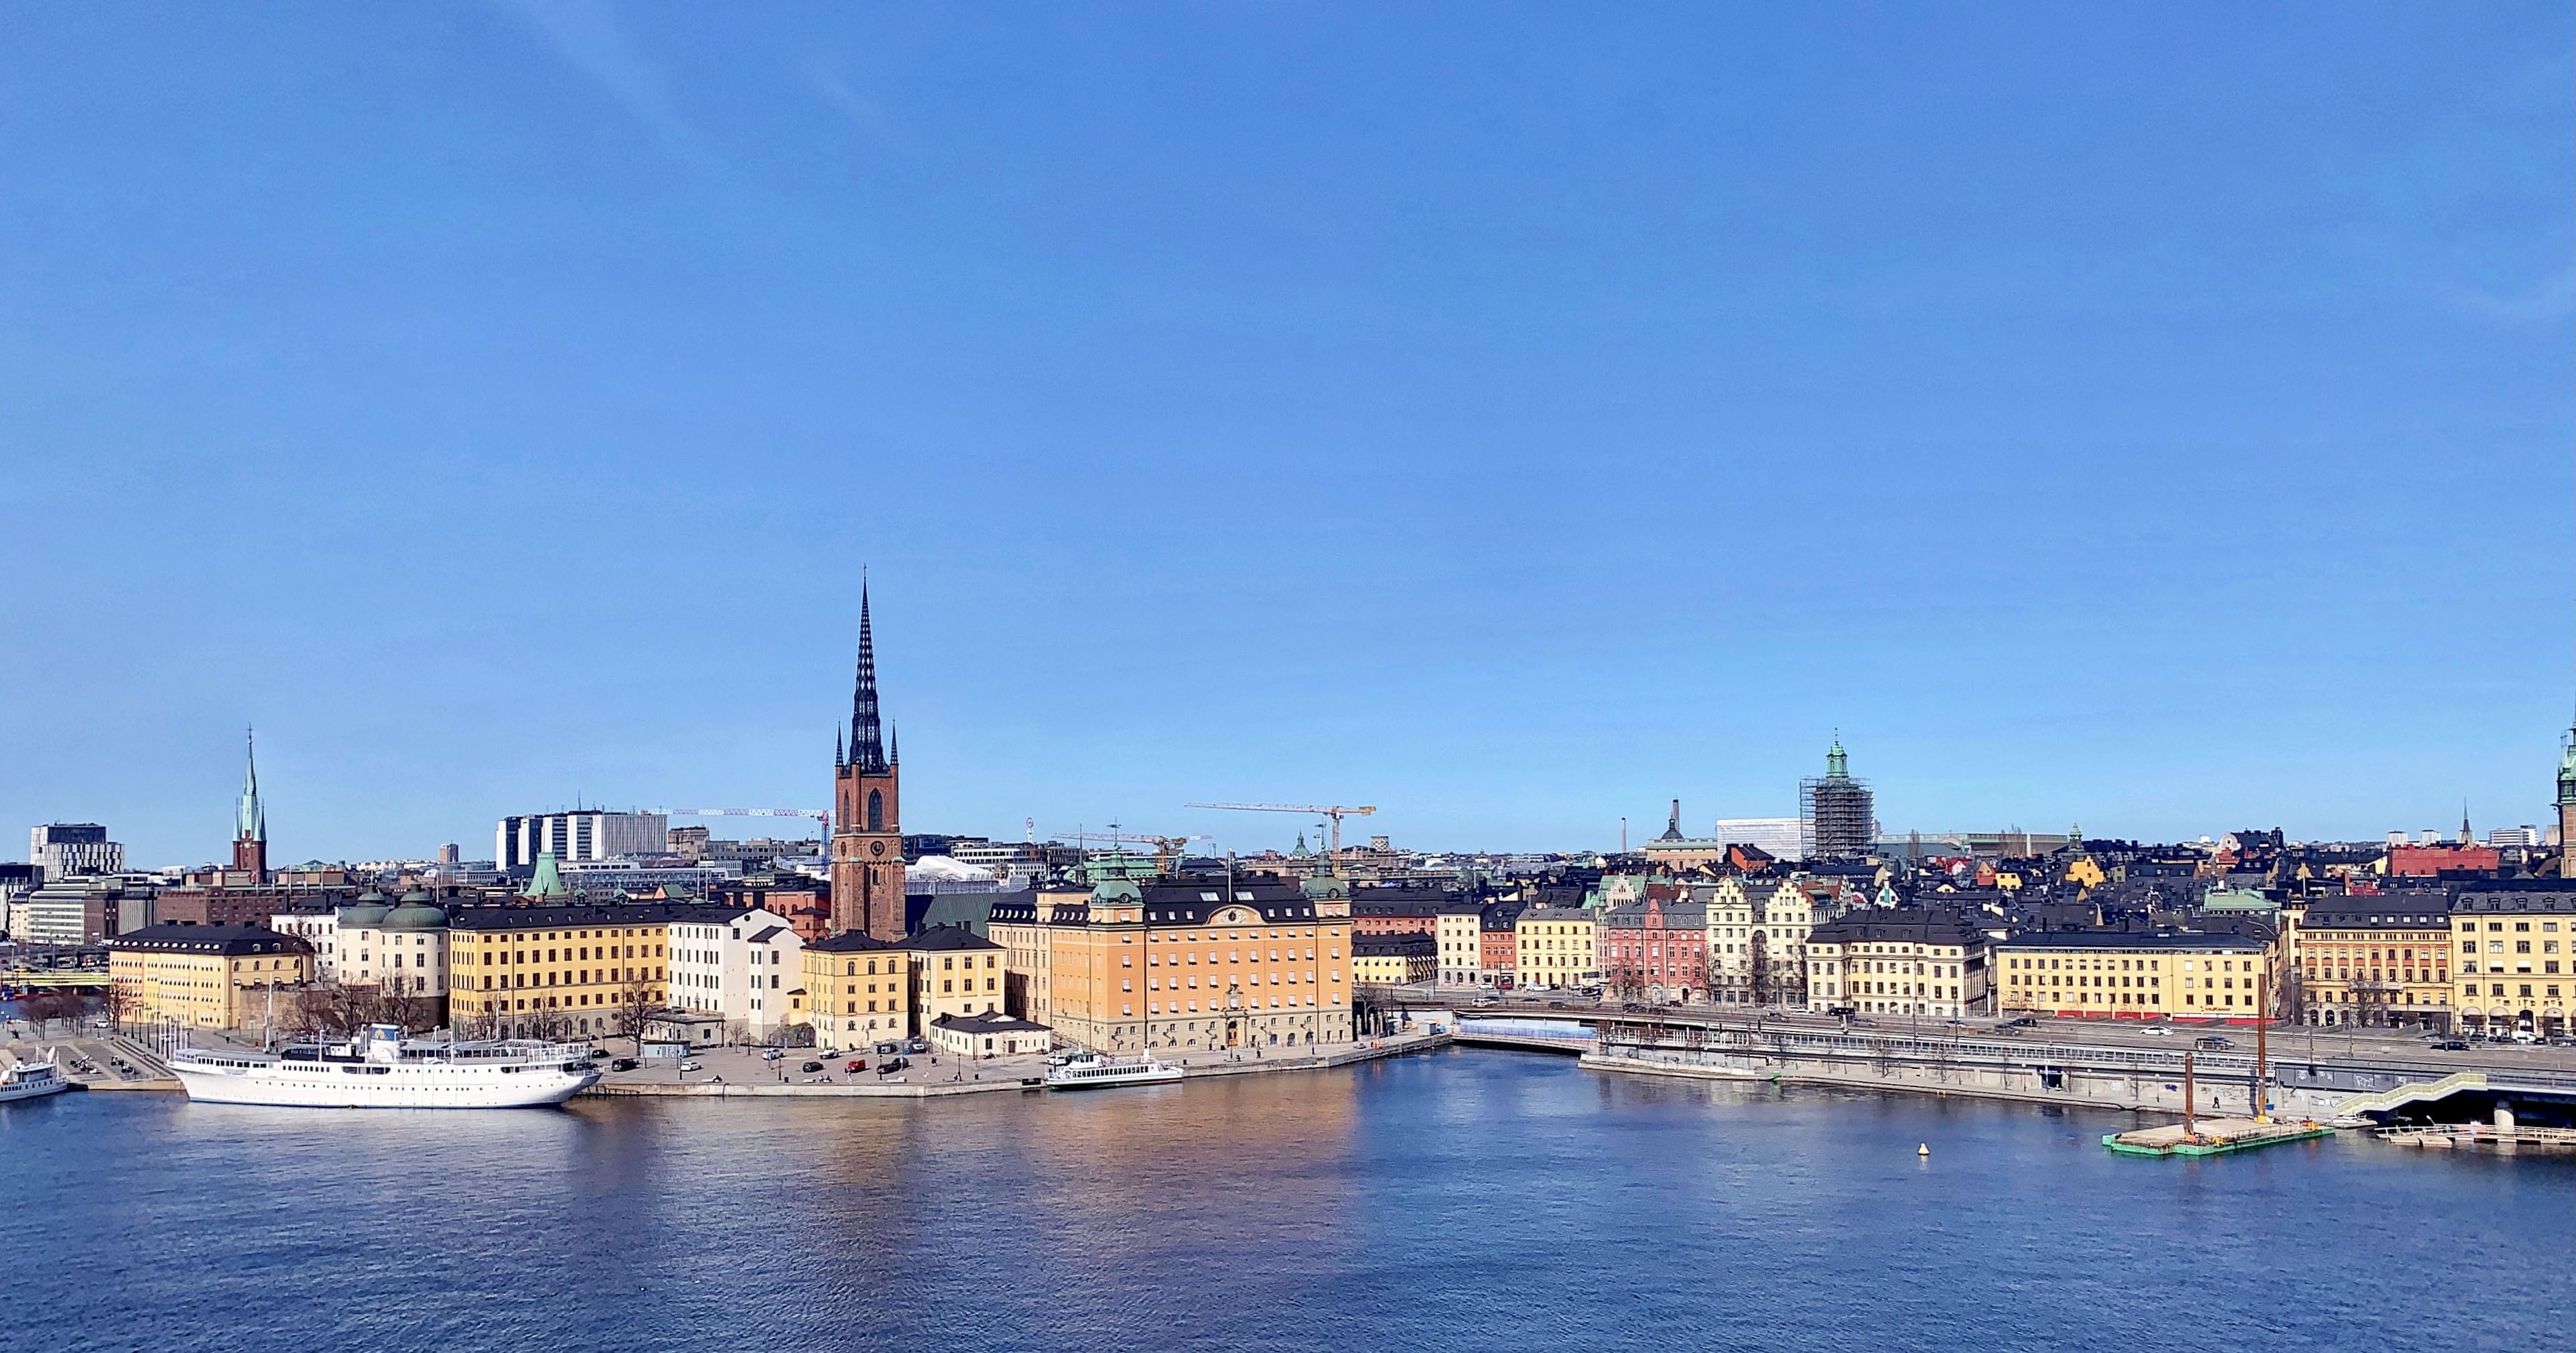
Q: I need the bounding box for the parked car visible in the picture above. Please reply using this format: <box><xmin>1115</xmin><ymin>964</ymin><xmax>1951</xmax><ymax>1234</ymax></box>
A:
<box><xmin>845</xmin><ymin>1059</ymin><xmax>866</xmax><ymax>1073</ymax></box>
<box><xmin>904</xmin><ymin>1037</ymin><xmax>931</xmax><ymax>1054</ymax></box>
<box><xmin>679</xmin><ymin>1060</ymin><xmax>703</xmax><ymax>1073</ymax></box>
<box><xmin>2140</xmin><ymin>1025</ymin><xmax>2171</xmax><ymax>1037</ymax></box>
<box><xmin>801</xmin><ymin>1061</ymin><xmax>824</xmax><ymax>1074</ymax></box>
<box><xmin>2433</xmin><ymin>1040</ymin><xmax>2469</xmax><ymax>1051</ymax></box>
<box><xmin>610</xmin><ymin>1057</ymin><xmax>638</xmax><ymax>1072</ymax></box>
<box><xmin>2004</xmin><ymin>1017</ymin><xmax>2038</xmax><ymax>1028</ymax></box>
<box><xmin>876</xmin><ymin>1057</ymin><xmax>910</xmax><ymax>1076</ymax></box>
<box><xmin>1547</xmin><ymin>1001</ymin><xmax>1568</xmax><ymax>1009</ymax></box>
<box><xmin>875</xmin><ymin>1041</ymin><xmax>902</xmax><ymax>1057</ymax></box>
<box><xmin>588</xmin><ymin>1048</ymin><xmax>610</xmax><ymax>1059</ymax></box>
<box><xmin>2194</xmin><ymin>1036</ymin><xmax>2234</xmax><ymax>1050</ymax></box>
<box><xmin>761</xmin><ymin>1048</ymin><xmax>784</xmax><ymax>1061</ymax></box>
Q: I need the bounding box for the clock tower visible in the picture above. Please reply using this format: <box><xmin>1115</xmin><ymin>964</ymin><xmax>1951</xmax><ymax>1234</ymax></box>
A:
<box><xmin>831</xmin><ymin>584</ymin><xmax>906</xmax><ymax>940</ymax></box>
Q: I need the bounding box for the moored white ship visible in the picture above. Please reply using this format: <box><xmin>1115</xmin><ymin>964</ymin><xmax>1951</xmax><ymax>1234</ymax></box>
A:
<box><xmin>0</xmin><ymin>1051</ymin><xmax>70</xmax><ymax>1104</ymax></box>
<box><xmin>1044</xmin><ymin>1049</ymin><xmax>1183</xmax><ymax>1090</ymax></box>
<box><xmin>173</xmin><ymin>1023</ymin><xmax>599</xmax><ymax>1108</ymax></box>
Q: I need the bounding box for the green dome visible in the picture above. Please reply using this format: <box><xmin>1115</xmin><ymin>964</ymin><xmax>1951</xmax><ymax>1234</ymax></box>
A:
<box><xmin>381</xmin><ymin>901</ymin><xmax>446</xmax><ymax>930</ymax></box>
<box><xmin>339</xmin><ymin>903</ymin><xmax>391</xmax><ymax>927</ymax></box>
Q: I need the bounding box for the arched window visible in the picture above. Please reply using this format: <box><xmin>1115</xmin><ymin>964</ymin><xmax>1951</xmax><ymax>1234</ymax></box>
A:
<box><xmin>868</xmin><ymin>789</ymin><xmax>884</xmax><ymax>832</ymax></box>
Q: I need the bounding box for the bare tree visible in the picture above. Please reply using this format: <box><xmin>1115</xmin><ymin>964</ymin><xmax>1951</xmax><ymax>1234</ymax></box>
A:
<box><xmin>101</xmin><ymin>978</ymin><xmax>135</xmax><ymax>1034</ymax></box>
<box><xmin>609</xmin><ymin>973</ymin><xmax>661</xmax><ymax>1054</ymax></box>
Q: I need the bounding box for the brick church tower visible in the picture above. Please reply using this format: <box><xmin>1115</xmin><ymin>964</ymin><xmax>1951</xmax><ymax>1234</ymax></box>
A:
<box><xmin>830</xmin><ymin>585</ymin><xmax>905</xmax><ymax>940</ymax></box>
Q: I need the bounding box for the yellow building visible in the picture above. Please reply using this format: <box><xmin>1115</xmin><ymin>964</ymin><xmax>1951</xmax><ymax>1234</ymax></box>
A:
<box><xmin>1515</xmin><ymin>905</ymin><xmax>1597</xmax><ymax>990</ymax></box>
<box><xmin>1351</xmin><ymin>932</ymin><xmax>1436</xmax><ymax>986</ymax></box>
<box><xmin>2451</xmin><ymin>889</ymin><xmax>2576</xmax><ymax>1037</ymax></box>
<box><xmin>800</xmin><ymin>931</ymin><xmax>909</xmax><ymax>1051</ymax></box>
<box><xmin>991</xmin><ymin>875</ymin><xmax>1355</xmax><ymax>1053</ymax></box>
<box><xmin>446</xmin><ymin>902</ymin><xmax>694</xmax><ymax>1040</ymax></box>
<box><xmin>109</xmin><ymin>923</ymin><xmax>313</xmax><ymax>1030</ymax></box>
<box><xmin>903</xmin><ymin>925</ymin><xmax>1006</xmax><ymax>1034</ymax></box>
<box><xmin>1996</xmin><ymin>931</ymin><xmax>2272</xmax><ymax>1021</ymax></box>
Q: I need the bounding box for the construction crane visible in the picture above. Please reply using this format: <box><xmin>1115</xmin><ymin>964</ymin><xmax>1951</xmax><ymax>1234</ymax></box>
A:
<box><xmin>659</xmin><ymin>807</ymin><xmax>832</xmax><ymax>837</ymax></box>
<box><xmin>1061</xmin><ymin>830</ymin><xmax>1211</xmax><ymax>876</ymax></box>
<box><xmin>1186</xmin><ymin>802</ymin><xmax>1377</xmax><ymax>853</ymax></box>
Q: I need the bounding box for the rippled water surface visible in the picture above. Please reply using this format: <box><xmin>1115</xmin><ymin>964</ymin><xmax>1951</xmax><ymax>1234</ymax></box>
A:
<box><xmin>14</xmin><ymin>1049</ymin><xmax>2569</xmax><ymax>1352</ymax></box>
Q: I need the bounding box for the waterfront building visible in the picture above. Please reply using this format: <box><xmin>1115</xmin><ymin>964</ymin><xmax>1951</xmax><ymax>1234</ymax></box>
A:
<box><xmin>1701</xmin><ymin>875</ymin><xmax>1840</xmax><ymax>1006</ymax></box>
<box><xmin>1995</xmin><ymin>931</ymin><xmax>2273</xmax><ymax>1022</ymax></box>
<box><xmin>446</xmin><ymin>902</ymin><xmax>694</xmax><ymax>1040</ymax></box>
<box><xmin>1599</xmin><ymin>893</ymin><xmax>1707</xmax><ymax>1003</ymax></box>
<box><xmin>928</xmin><ymin>1011</ymin><xmax>1053</xmax><ymax>1059</ymax></box>
<box><xmin>334</xmin><ymin>891</ymin><xmax>449</xmax><ymax>1002</ymax></box>
<box><xmin>1804</xmin><ymin>910</ymin><xmax>1988</xmax><ymax>1019</ymax></box>
<box><xmin>108</xmin><ymin>923</ymin><xmax>312</xmax><ymax>1029</ymax></box>
<box><xmin>829</xmin><ymin>585</ymin><xmax>906</xmax><ymax>940</ymax></box>
<box><xmin>494</xmin><ymin>810</ymin><xmax>669</xmax><ymax>871</ymax></box>
<box><xmin>1000</xmin><ymin>874</ymin><xmax>1355</xmax><ymax>1053</ymax></box>
<box><xmin>2290</xmin><ymin>894</ymin><xmax>2451</xmax><ymax>1031</ymax></box>
<box><xmin>903</xmin><ymin>924</ymin><xmax>1005</xmax><ymax>1033</ymax></box>
<box><xmin>1435</xmin><ymin>905</ymin><xmax>1483</xmax><ymax>986</ymax></box>
<box><xmin>267</xmin><ymin>907</ymin><xmax>342</xmax><ymax>980</ymax></box>
<box><xmin>30</xmin><ymin>822</ymin><xmax>122</xmax><ymax>880</ymax></box>
<box><xmin>800</xmin><ymin>931</ymin><xmax>910</xmax><ymax>1051</ymax></box>
<box><xmin>1515</xmin><ymin>905</ymin><xmax>1598</xmax><ymax>990</ymax></box>
<box><xmin>667</xmin><ymin>907</ymin><xmax>805</xmax><ymax>1040</ymax></box>
<box><xmin>1352</xmin><ymin>931</ymin><xmax>1436</xmax><ymax>986</ymax></box>
<box><xmin>2451</xmin><ymin>885</ymin><xmax>2576</xmax><ymax>1037</ymax></box>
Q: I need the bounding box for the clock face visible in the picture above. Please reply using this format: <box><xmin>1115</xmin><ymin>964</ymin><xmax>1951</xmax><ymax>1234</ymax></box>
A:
<box><xmin>869</xmin><ymin>840</ymin><xmax>886</xmax><ymax>858</ymax></box>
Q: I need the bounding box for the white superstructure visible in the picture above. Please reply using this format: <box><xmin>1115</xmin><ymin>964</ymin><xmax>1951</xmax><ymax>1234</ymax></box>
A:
<box><xmin>1044</xmin><ymin>1049</ymin><xmax>1182</xmax><ymax>1090</ymax></box>
<box><xmin>172</xmin><ymin>1023</ymin><xmax>598</xmax><ymax>1108</ymax></box>
<box><xmin>0</xmin><ymin>1052</ymin><xmax>69</xmax><ymax>1103</ymax></box>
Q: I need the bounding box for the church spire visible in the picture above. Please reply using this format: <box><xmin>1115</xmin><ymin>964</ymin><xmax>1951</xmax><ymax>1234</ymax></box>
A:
<box><xmin>889</xmin><ymin>723</ymin><xmax>899</xmax><ymax>767</ymax></box>
<box><xmin>236</xmin><ymin>726</ymin><xmax>266</xmax><ymax>844</ymax></box>
<box><xmin>850</xmin><ymin>580</ymin><xmax>888</xmax><ymax>775</ymax></box>
<box><xmin>835</xmin><ymin>726</ymin><xmax>845</xmax><ymax>771</ymax></box>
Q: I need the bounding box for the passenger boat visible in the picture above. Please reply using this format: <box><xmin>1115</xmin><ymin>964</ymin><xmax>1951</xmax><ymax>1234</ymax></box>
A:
<box><xmin>172</xmin><ymin>1023</ymin><xmax>599</xmax><ymax>1108</ymax></box>
<box><xmin>0</xmin><ymin>1052</ymin><xmax>70</xmax><ymax>1104</ymax></box>
<box><xmin>1044</xmin><ymin>1049</ymin><xmax>1183</xmax><ymax>1090</ymax></box>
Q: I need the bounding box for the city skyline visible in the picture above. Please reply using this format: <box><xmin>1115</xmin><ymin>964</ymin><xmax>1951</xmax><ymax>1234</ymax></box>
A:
<box><xmin>3</xmin><ymin>7</ymin><xmax>2571</xmax><ymax>860</ymax></box>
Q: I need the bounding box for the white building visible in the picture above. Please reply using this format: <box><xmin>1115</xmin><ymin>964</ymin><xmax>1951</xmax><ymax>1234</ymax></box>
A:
<box><xmin>333</xmin><ymin>893</ymin><xmax>449</xmax><ymax>998</ymax></box>
<box><xmin>31</xmin><ymin>824</ymin><xmax>123</xmax><ymax>880</ymax></box>
<box><xmin>927</xmin><ymin>1012</ymin><xmax>1052</xmax><ymax>1059</ymax></box>
<box><xmin>269</xmin><ymin>909</ymin><xmax>343</xmax><ymax>981</ymax></box>
<box><xmin>1435</xmin><ymin>907</ymin><xmax>1483</xmax><ymax>986</ymax></box>
<box><xmin>1710</xmin><ymin>818</ymin><xmax>1807</xmax><ymax>858</ymax></box>
<box><xmin>666</xmin><ymin>908</ymin><xmax>804</xmax><ymax>1041</ymax></box>
<box><xmin>495</xmin><ymin>812</ymin><xmax>668</xmax><ymax>869</ymax></box>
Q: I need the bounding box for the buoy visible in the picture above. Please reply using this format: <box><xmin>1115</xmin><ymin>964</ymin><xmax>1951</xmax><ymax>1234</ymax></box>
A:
<box><xmin>1917</xmin><ymin>1143</ymin><xmax>1930</xmax><ymax>1157</ymax></box>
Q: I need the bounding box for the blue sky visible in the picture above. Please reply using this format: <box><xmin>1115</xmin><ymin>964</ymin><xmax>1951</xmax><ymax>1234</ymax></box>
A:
<box><xmin>1</xmin><ymin>3</ymin><xmax>2569</xmax><ymax>865</ymax></box>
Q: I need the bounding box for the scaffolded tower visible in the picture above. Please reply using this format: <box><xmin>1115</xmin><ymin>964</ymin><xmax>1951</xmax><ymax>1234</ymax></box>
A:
<box><xmin>1800</xmin><ymin>736</ymin><xmax>1875</xmax><ymax>859</ymax></box>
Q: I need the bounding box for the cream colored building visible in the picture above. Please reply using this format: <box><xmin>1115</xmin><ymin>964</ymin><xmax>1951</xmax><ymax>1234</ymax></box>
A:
<box><xmin>903</xmin><ymin>925</ymin><xmax>1006</xmax><ymax>1034</ymax></box>
<box><xmin>331</xmin><ymin>892</ymin><xmax>450</xmax><ymax>999</ymax></box>
<box><xmin>1702</xmin><ymin>875</ymin><xmax>1844</xmax><ymax>1007</ymax></box>
<box><xmin>1804</xmin><ymin>911</ymin><xmax>1989</xmax><ymax>1019</ymax></box>
<box><xmin>1996</xmin><ymin>931</ymin><xmax>2270</xmax><ymax>1021</ymax></box>
<box><xmin>109</xmin><ymin>923</ymin><xmax>312</xmax><ymax>1030</ymax></box>
<box><xmin>1435</xmin><ymin>906</ymin><xmax>1484</xmax><ymax>986</ymax></box>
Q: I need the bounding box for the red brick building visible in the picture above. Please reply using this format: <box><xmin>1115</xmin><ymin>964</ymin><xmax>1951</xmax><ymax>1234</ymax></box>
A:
<box><xmin>1600</xmin><ymin>893</ymin><xmax>1707</xmax><ymax>1002</ymax></box>
<box><xmin>2388</xmin><ymin>844</ymin><xmax>2502</xmax><ymax>878</ymax></box>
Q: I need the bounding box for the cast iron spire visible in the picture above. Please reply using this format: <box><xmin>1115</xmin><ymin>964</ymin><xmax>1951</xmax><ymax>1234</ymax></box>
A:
<box><xmin>850</xmin><ymin>582</ymin><xmax>888</xmax><ymax>775</ymax></box>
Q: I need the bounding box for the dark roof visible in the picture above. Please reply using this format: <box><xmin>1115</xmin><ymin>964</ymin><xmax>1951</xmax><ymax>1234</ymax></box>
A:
<box><xmin>1353</xmin><ymin>932</ymin><xmax>1436</xmax><ymax>957</ymax></box>
<box><xmin>748</xmin><ymin>926</ymin><xmax>789</xmax><ymax>944</ymax></box>
<box><xmin>446</xmin><ymin>901</ymin><xmax>748</xmax><ymax>931</ymax></box>
<box><xmin>1133</xmin><ymin>881</ymin><xmax>1330</xmax><ymax>926</ymax></box>
<box><xmin>901</xmin><ymin>923</ymin><xmax>1002</xmax><ymax>953</ymax></box>
<box><xmin>807</xmin><ymin>931</ymin><xmax>902</xmax><ymax>953</ymax></box>
<box><xmin>108</xmin><ymin>923</ymin><xmax>312</xmax><ymax>956</ymax></box>
<box><xmin>1998</xmin><ymin>930</ymin><xmax>2269</xmax><ymax>952</ymax></box>
<box><xmin>1807</xmin><ymin>909</ymin><xmax>1985</xmax><ymax>948</ymax></box>
<box><xmin>2455</xmin><ymin>887</ymin><xmax>2576</xmax><ymax>914</ymax></box>
<box><xmin>929</xmin><ymin>1012</ymin><xmax>1051</xmax><ymax>1035</ymax></box>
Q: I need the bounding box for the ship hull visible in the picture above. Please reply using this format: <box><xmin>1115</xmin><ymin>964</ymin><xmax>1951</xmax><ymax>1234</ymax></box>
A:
<box><xmin>176</xmin><ymin>1062</ymin><xmax>598</xmax><ymax>1108</ymax></box>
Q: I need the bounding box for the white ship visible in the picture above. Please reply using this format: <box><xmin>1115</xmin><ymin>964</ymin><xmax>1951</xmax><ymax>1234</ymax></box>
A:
<box><xmin>172</xmin><ymin>1023</ymin><xmax>600</xmax><ymax>1108</ymax></box>
<box><xmin>1044</xmin><ymin>1049</ymin><xmax>1183</xmax><ymax>1090</ymax></box>
<box><xmin>0</xmin><ymin>1051</ymin><xmax>69</xmax><ymax>1104</ymax></box>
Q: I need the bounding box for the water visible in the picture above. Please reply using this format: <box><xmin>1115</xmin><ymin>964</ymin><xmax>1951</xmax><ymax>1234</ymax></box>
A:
<box><xmin>14</xmin><ymin>1049</ymin><xmax>2568</xmax><ymax>1352</ymax></box>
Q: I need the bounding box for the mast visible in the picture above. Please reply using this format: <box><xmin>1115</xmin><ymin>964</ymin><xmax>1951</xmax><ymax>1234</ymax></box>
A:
<box><xmin>2182</xmin><ymin>1050</ymin><xmax>2196</xmax><ymax>1139</ymax></box>
<box><xmin>2254</xmin><ymin>1006</ymin><xmax>2270</xmax><ymax>1123</ymax></box>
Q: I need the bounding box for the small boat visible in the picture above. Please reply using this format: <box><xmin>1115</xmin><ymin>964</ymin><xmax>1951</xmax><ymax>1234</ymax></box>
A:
<box><xmin>0</xmin><ymin>1051</ymin><xmax>70</xmax><ymax>1103</ymax></box>
<box><xmin>172</xmin><ymin>1023</ymin><xmax>600</xmax><ymax>1109</ymax></box>
<box><xmin>1044</xmin><ymin>1049</ymin><xmax>1182</xmax><ymax>1090</ymax></box>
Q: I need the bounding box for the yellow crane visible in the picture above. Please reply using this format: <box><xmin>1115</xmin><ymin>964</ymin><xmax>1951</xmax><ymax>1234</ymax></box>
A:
<box><xmin>1186</xmin><ymin>801</ymin><xmax>1378</xmax><ymax>854</ymax></box>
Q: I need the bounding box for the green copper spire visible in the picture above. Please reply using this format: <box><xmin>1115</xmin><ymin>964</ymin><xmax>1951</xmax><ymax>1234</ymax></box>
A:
<box><xmin>2557</xmin><ymin>730</ymin><xmax>2576</xmax><ymax>808</ymax></box>
<box><xmin>236</xmin><ymin>727</ymin><xmax>266</xmax><ymax>844</ymax></box>
<box><xmin>527</xmin><ymin>850</ymin><xmax>568</xmax><ymax>898</ymax></box>
<box><xmin>1826</xmin><ymin>734</ymin><xmax>1848</xmax><ymax>780</ymax></box>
